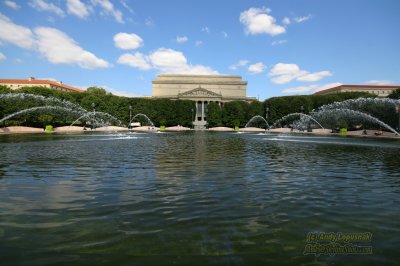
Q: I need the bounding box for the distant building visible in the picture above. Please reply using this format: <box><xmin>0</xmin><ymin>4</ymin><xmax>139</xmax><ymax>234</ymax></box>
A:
<box><xmin>152</xmin><ymin>74</ymin><xmax>256</xmax><ymax>129</ymax></box>
<box><xmin>0</xmin><ymin>77</ymin><xmax>83</xmax><ymax>93</ymax></box>
<box><xmin>315</xmin><ymin>84</ymin><xmax>399</xmax><ymax>97</ymax></box>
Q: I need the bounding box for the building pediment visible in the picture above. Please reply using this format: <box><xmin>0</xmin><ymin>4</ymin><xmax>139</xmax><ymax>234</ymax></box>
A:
<box><xmin>178</xmin><ymin>87</ymin><xmax>221</xmax><ymax>98</ymax></box>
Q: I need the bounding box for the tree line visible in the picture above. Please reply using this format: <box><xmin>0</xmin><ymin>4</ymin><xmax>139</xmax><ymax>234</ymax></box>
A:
<box><xmin>209</xmin><ymin>92</ymin><xmax>376</xmax><ymax>128</ymax></box>
<box><xmin>1</xmin><ymin>85</ymin><xmax>399</xmax><ymax>129</ymax></box>
<box><xmin>265</xmin><ymin>91</ymin><xmax>400</xmax><ymax>129</ymax></box>
<box><xmin>0</xmin><ymin>86</ymin><xmax>194</xmax><ymax>128</ymax></box>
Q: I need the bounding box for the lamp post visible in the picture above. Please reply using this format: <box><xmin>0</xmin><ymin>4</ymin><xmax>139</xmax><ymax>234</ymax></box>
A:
<box><xmin>128</xmin><ymin>105</ymin><xmax>132</xmax><ymax>129</ymax></box>
<box><xmin>91</xmin><ymin>102</ymin><xmax>95</xmax><ymax>130</ymax></box>
<box><xmin>396</xmin><ymin>105</ymin><xmax>400</xmax><ymax>135</ymax></box>
<box><xmin>191</xmin><ymin>108</ymin><xmax>194</xmax><ymax>129</ymax></box>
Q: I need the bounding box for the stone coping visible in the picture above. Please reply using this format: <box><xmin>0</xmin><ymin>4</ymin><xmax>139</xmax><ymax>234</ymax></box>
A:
<box><xmin>0</xmin><ymin>126</ymin><xmax>44</xmax><ymax>134</ymax></box>
<box><xmin>94</xmin><ymin>126</ymin><xmax>129</xmax><ymax>132</ymax></box>
<box><xmin>346</xmin><ymin>129</ymin><xmax>397</xmax><ymax>137</ymax></box>
<box><xmin>130</xmin><ymin>126</ymin><xmax>160</xmax><ymax>132</ymax></box>
<box><xmin>1</xmin><ymin>126</ymin><xmax>398</xmax><ymax>138</ymax></box>
<box><xmin>164</xmin><ymin>126</ymin><xmax>191</xmax><ymax>131</ymax></box>
<box><xmin>54</xmin><ymin>126</ymin><xmax>129</xmax><ymax>132</ymax></box>
<box><xmin>54</xmin><ymin>126</ymin><xmax>85</xmax><ymax>132</ymax></box>
<box><xmin>239</xmin><ymin>127</ymin><xmax>266</xmax><ymax>132</ymax></box>
<box><xmin>268</xmin><ymin>128</ymin><xmax>332</xmax><ymax>134</ymax></box>
<box><xmin>268</xmin><ymin>128</ymin><xmax>295</xmax><ymax>133</ymax></box>
<box><xmin>208</xmin><ymin>127</ymin><xmax>235</xmax><ymax>132</ymax></box>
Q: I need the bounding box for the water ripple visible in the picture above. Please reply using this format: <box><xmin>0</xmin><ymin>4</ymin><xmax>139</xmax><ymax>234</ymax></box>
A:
<box><xmin>0</xmin><ymin>132</ymin><xmax>399</xmax><ymax>264</ymax></box>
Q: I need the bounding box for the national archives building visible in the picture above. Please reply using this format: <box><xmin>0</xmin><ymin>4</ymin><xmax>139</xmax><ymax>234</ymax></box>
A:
<box><xmin>152</xmin><ymin>74</ymin><xmax>256</xmax><ymax>129</ymax></box>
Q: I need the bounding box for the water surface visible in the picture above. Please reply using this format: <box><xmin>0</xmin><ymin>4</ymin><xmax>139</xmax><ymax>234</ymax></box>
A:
<box><xmin>1</xmin><ymin>132</ymin><xmax>399</xmax><ymax>265</ymax></box>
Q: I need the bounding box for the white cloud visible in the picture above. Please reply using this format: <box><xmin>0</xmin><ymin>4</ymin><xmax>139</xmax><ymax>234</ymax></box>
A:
<box><xmin>108</xmin><ymin>88</ymin><xmax>141</xmax><ymax>97</ymax></box>
<box><xmin>269</xmin><ymin>63</ymin><xmax>332</xmax><ymax>84</ymax></box>
<box><xmin>293</xmin><ymin>15</ymin><xmax>312</xmax><ymax>23</ymax></box>
<box><xmin>248</xmin><ymin>62</ymin><xmax>266</xmax><ymax>74</ymax></box>
<box><xmin>229</xmin><ymin>60</ymin><xmax>249</xmax><ymax>70</ymax></box>
<box><xmin>29</xmin><ymin>0</ymin><xmax>65</xmax><ymax>16</ymax></box>
<box><xmin>0</xmin><ymin>14</ymin><xmax>110</xmax><ymax>69</ymax></box>
<box><xmin>91</xmin><ymin>85</ymin><xmax>142</xmax><ymax>97</ymax></box>
<box><xmin>91</xmin><ymin>0</ymin><xmax>124</xmax><ymax>23</ymax></box>
<box><xmin>269</xmin><ymin>63</ymin><xmax>306</xmax><ymax>84</ymax></box>
<box><xmin>148</xmin><ymin>48</ymin><xmax>189</xmax><ymax>73</ymax></box>
<box><xmin>176</xmin><ymin>36</ymin><xmax>188</xmax><ymax>44</ymax></box>
<box><xmin>34</xmin><ymin>27</ymin><xmax>110</xmax><ymax>69</ymax></box>
<box><xmin>148</xmin><ymin>48</ymin><xmax>217</xmax><ymax>74</ymax></box>
<box><xmin>67</xmin><ymin>0</ymin><xmax>90</xmax><ymax>18</ymax></box>
<box><xmin>297</xmin><ymin>71</ymin><xmax>332</xmax><ymax>82</ymax></box>
<box><xmin>113</xmin><ymin>32</ymin><xmax>143</xmax><ymax>50</ymax></box>
<box><xmin>0</xmin><ymin>52</ymin><xmax>6</xmax><ymax>61</ymax></box>
<box><xmin>145</xmin><ymin>17</ymin><xmax>154</xmax><ymax>27</ymax></box>
<box><xmin>201</xmin><ymin>26</ymin><xmax>210</xmax><ymax>33</ymax></box>
<box><xmin>120</xmin><ymin>0</ymin><xmax>134</xmax><ymax>14</ymax></box>
<box><xmin>239</xmin><ymin>7</ymin><xmax>285</xmax><ymax>36</ymax></box>
<box><xmin>4</xmin><ymin>0</ymin><xmax>20</xmax><ymax>10</ymax></box>
<box><xmin>282</xmin><ymin>82</ymin><xmax>342</xmax><ymax>94</ymax></box>
<box><xmin>222</xmin><ymin>31</ymin><xmax>228</xmax><ymax>39</ymax></box>
<box><xmin>314</xmin><ymin>82</ymin><xmax>342</xmax><ymax>92</ymax></box>
<box><xmin>282</xmin><ymin>85</ymin><xmax>316</xmax><ymax>94</ymax></box>
<box><xmin>271</xmin><ymin>39</ymin><xmax>287</xmax><ymax>46</ymax></box>
<box><xmin>119</xmin><ymin>48</ymin><xmax>218</xmax><ymax>75</ymax></box>
<box><xmin>365</xmin><ymin>80</ymin><xmax>394</xmax><ymax>85</ymax></box>
<box><xmin>195</xmin><ymin>40</ymin><xmax>203</xmax><ymax>46</ymax></box>
<box><xmin>282</xmin><ymin>17</ymin><xmax>290</xmax><ymax>25</ymax></box>
<box><xmin>117</xmin><ymin>52</ymin><xmax>151</xmax><ymax>70</ymax></box>
<box><xmin>37</xmin><ymin>76</ymin><xmax>59</xmax><ymax>82</ymax></box>
<box><xmin>0</xmin><ymin>13</ymin><xmax>35</xmax><ymax>49</ymax></box>
<box><xmin>176</xmin><ymin>65</ymin><xmax>218</xmax><ymax>75</ymax></box>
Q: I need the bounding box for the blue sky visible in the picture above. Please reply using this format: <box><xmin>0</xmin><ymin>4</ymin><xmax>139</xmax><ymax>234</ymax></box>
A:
<box><xmin>0</xmin><ymin>0</ymin><xmax>399</xmax><ymax>100</ymax></box>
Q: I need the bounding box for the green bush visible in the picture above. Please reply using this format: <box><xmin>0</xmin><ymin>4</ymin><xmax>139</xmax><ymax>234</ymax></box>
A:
<box><xmin>45</xmin><ymin>125</ymin><xmax>53</xmax><ymax>132</ymax></box>
<box><xmin>0</xmin><ymin>86</ymin><xmax>195</xmax><ymax>127</ymax></box>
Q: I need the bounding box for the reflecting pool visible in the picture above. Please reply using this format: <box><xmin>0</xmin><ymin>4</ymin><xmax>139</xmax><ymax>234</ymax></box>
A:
<box><xmin>1</xmin><ymin>132</ymin><xmax>399</xmax><ymax>265</ymax></box>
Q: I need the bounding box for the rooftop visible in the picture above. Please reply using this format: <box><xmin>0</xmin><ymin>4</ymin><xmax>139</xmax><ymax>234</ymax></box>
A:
<box><xmin>0</xmin><ymin>78</ymin><xmax>83</xmax><ymax>93</ymax></box>
<box><xmin>157</xmin><ymin>74</ymin><xmax>243</xmax><ymax>78</ymax></box>
<box><xmin>153</xmin><ymin>74</ymin><xmax>247</xmax><ymax>85</ymax></box>
<box><xmin>315</xmin><ymin>84</ymin><xmax>400</xmax><ymax>95</ymax></box>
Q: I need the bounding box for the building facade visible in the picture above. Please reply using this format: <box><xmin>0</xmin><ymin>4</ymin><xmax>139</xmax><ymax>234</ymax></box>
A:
<box><xmin>0</xmin><ymin>77</ymin><xmax>83</xmax><ymax>93</ymax></box>
<box><xmin>152</xmin><ymin>74</ymin><xmax>256</xmax><ymax>129</ymax></box>
<box><xmin>315</xmin><ymin>84</ymin><xmax>399</xmax><ymax>97</ymax></box>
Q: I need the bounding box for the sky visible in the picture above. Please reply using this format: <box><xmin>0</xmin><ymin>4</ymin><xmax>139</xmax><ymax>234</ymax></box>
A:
<box><xmin>0</xmin><ymin>0</ymin><xmax>399</xmax><ymax>100</ymax></box>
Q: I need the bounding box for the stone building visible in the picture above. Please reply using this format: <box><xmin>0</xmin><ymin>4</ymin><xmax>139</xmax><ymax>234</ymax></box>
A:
<box><xmin>315</xmin><ymin>84</ymin><xmax>399</xmax><ymax>97</ymax></box>
<box><xmin>0</xmin><ymin>77</ymin><xmax>83</xmax><ymax>93</ymax></box>
<box><xmin>152</xmin><ymin>74</ymin><xmax>256</xmax><ymax>129</ymax></box>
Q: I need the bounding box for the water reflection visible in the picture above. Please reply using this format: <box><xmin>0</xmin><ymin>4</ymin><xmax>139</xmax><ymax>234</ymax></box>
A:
<box><xmin>0</xmin><ymin>132</ymin><xmax>399</xmax><ymax>265</ymax></box>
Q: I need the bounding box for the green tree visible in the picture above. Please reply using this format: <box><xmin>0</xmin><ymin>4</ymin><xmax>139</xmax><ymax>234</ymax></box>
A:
<box><xmin>221</xmin><ymin>101</ymin><xmax>250</xmax><ymax>127</ymax></box>
<box><xmin>388</xmin><ymin>88</ymin><xmax>400</xmax><ymax>99</ymax></box>
<box><xmin>0</xmin><ymin>85</ymin><xmax>12</xmax><ymax>94</ymax></box>
<box><xmin>247</xmin><ymin>101</ymin><xmax>263</xmax><ymax>120</ymax></box>
<box><xmin>174</xmin><ymin>100</ymin><xmax>195</xmax><ymax>127</ymax></box>
<box><xmin>86</xmin><ymin>87</ymin><xmax>108</xmax><ymax>95</ymax></box>
<box><xmin>207</xmin><ymin>102</ymin><xmax>222</xmax><ymax>127</ymax></box>
<box><xmin>265</xmin><ymin>92</ymin><xmax>374</xmax><ymax>125</ymax></box>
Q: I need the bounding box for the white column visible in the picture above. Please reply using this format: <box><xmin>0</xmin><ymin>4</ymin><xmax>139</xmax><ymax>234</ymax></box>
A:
<box><xmin>195</xmin><ymin>101</ymin><xmax>198</xmax><ymax>121</ymax></box>
<box><xmin>196</xmin><ymin>100</ymin><xmax>200</xmax><ymax>121</ymax></box>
